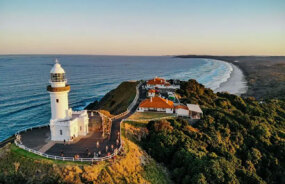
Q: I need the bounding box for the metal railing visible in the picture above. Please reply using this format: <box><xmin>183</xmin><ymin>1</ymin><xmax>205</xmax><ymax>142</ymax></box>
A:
<box><xmin>15</xmin><ymin>124</ymin><xmax>49</xmax><ymax>135</ymax></box>
<box><xmin>14</xmin><ymin>140</ymin><xmax>122</xmax><ymax>162</ymax></box>
<box><xmin>13</xmin><ymin>82</ymin><xmax>142</xmax><ymax>162</ymax></box>
<box><xmin>111</xmin><ymin>82</ymin><xmax>141</xmax><ymax>120</ymax></box>
<box><xmin>14</xmin><ymin>118</ymin><xmax>124</xmax><ymax>162</ymax></box>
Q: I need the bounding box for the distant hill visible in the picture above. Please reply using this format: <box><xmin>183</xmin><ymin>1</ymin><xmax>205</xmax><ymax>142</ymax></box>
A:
<box><xmin>176</xmin><ymin>55</ymin><xmax>285</xmax><ymax>100</ymax></box>
<box><xmin>142</xmin><ymin>79</ymin><xmax>285</xmax><ymax>183</ymax></box>
<box><xmin>85</xmin><ymin>81</ymin><xmax>139</xmax><ymax>115</ymax></box>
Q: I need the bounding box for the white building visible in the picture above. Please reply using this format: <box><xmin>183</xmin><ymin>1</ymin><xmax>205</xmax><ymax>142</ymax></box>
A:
<box><xmin>137</xmin><ymin>96</ymin><xmax>174</xmax><ymax>114</ymax></box>
<box><xmin>146</xmin><ymin>77</ymin><xmax>180</xmax><ymax>89</ymax></box>
<box><xmin>187</xmin><ymin>104</ymin><xmax>203</xmax><ymax>119</ymax></box>
<box><xmin>147</xmin><ymin>89</ymin><xmax>156</xmax><ymax>97</ymax></box>
<box><xmin>175</xmin><ymin>104</ymin><xmax>203</xmax><ymax>119</ymax></box>
<box><xmin>175</xmin><ymin>105</ymin><xmax>189</xmax><ymax>117</ymax></box>
<box><xmin>47</xmin><ymin>59</ymin><xmax>89</xmax><ymax>142</ymax></box>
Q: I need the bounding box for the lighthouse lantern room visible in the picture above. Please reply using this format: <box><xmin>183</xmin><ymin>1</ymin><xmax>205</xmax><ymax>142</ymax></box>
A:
<box><xmin>47</xmin><ymin>59</ymin><xmax>89</xmax><ymax>142</ymax></box>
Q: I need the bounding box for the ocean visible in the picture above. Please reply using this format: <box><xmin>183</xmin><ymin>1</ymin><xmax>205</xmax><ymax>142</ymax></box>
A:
<box><xmin>0</xmin><ymin>55</ymin><xmax>234</xmax><ymax>141</ymax></box>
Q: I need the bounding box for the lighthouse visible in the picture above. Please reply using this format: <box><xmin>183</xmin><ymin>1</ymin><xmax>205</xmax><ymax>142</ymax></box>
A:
<box><xmin>48</xmin><ymin>59</ymin><xmax>71</xmax><ymax>121</ymax></box>
<box><xmin>48</xmin><ymin>59</ymin><xmax>89</xmax><ymax>142</ymax></box>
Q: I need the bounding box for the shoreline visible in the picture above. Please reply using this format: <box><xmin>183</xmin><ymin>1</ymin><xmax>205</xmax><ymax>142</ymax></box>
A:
<box><xmin>214</xmin><ymin>61</ymin><xmax>248</xmax><ymax>96</ymax></box>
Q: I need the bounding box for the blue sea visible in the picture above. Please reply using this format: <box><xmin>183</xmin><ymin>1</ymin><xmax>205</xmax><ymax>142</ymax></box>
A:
<box><xmin>0</xmin><ymin>55</ymin><xmax>232</xmax><ymax>141</ymax></box>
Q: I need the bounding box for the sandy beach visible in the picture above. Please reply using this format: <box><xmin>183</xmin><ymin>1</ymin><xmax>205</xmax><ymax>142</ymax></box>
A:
<box><xmin>214</xmin><ymin>62</ymin><xmax>248</xmax><ymax>96</ymax></box>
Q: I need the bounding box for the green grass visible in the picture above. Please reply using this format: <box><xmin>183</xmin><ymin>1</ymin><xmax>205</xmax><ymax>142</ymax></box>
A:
<box><xmin>124</xmin><ymin>120</ymin><xmax>148</xmax><ymax>127</ymax></box>
<box><xmin>10</xmin><ymin>144</ymin><xmax>89</xmax><ymax>166</ymax></box>
<box><xmin>143</xmin><ymin>159</ymin><xmax>171</xmax><ymax>184</ymax></box>
<box><xmin>129</xmin><ymin>112</ymin><xmax>176</xmax><ymax>120</ymax></box>
<box><xmin>86</xmin><ymin>81</ymin><xmax>139</xmax><ymax>115</ymax></box>
<box><xmin>120</xmin><ymin>121</ymin><xmax>171</xmax><ymax>184</ymax></box>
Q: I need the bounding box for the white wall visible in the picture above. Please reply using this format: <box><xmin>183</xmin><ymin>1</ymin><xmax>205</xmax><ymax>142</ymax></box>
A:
<box><xmin>50</xmin><ymin>110</ymin><xmax>89</xmax><ymax>142</ymax></box>
<box><xmin>148</xmin><ymin>92</ymin><xmax>155</xmax><ymax>97</ymax></box>
<box><xmin>165</xmin><ymin>108</ymin><xmax>173</xmax><ymax>113</ymax></box>
<box><xmin>77</xmin><ymin>111</ymin><xmax>89</xmax><ymax>136</ymax></box>
<box><xmin>49</xmin><ymin>91</ymin><xmax>69</xmax><ymax>120</ymax></box>
<box><xmin>50</xmin><ymin>121</ymin><xmax>71</xmax><ymax>141</ymax></box>
<box><xmin>176</xmin><ymin>109</ymin><xmax>189</xmax><ymax>116</ymax></box>
<box><xmin>137</xmin><ymin>107</ymin><xmax>146</xmax><ymax>112</ymax></box>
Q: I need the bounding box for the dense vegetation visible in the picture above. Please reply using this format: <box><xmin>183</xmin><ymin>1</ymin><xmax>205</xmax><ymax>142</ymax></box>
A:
<box><xmin>85</xmin><ymin>81</ymin><xmax>138</xmax><ymax>115</ymax></box>
<box><xmin>142</xmin><ymin>79</ymin><xmax>285</xmax><ymax>184</ymax></box>
<box><xmin>0</xmin><ymin>127</ymin><xmax>170</xmax><ymax>184</ymax></box>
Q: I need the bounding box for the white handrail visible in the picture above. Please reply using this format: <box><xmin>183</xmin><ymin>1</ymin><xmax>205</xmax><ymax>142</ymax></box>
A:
<box><xmin>12</xmin><ymin>82</ymin><xmax>142</xmax><ymax>162</ymax></box>
<box><xmin>14</xmin><ymin>119</ymin><xmax>124</xmax><ymax>162</ymax></box>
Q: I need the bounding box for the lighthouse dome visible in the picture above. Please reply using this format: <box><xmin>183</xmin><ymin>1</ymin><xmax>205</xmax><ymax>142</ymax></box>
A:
<box><xmin>50</xmin><ymin>59</ymin><xmax>65</xmax><ymax>74</ymax></box>
<box><xmin>50</xmin><ymin>59</ymin><xmax>66</xmax><ymax>84</ymax></box>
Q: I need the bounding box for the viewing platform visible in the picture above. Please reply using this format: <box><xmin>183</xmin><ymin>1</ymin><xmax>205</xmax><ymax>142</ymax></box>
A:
<box><xmin>16</xmin><ymin>112</ymin><xmax>122</xmax><ymax>160</ymax></box>
<box><xmin>47</xmin><ymin>85</ymin><xmax>70</xmax><ymax>92</ymax></box>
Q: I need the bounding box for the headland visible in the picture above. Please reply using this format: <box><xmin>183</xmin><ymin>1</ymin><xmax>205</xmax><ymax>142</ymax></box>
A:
<box><xmin>176</xmin><ymin>55</ymin><xmax>285</xmax><ymax>100</ymax></box>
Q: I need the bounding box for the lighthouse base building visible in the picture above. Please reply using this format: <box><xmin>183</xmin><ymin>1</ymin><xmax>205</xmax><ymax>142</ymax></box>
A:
<box><xmin>47</xmin><ymin>59</ymin><xmax>89</xmax><ymax>142</ymax></box>
<box><xmin>49</xmin><ymin>110</ymin><xmax>89</xmax><ymax>142</ymax></box>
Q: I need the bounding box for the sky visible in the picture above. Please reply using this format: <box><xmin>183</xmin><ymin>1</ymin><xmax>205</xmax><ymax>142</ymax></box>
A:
<box><xmin>0</xmin><ymin>0</ymin><xmax>284</xmax><ymax>56</ymax></box>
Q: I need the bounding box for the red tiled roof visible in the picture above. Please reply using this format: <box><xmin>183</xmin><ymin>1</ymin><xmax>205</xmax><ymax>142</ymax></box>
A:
<box><xmin>175</xmin><ymin>105</ymin><xmax>188</xmax><ymax>110</ymax></box>
<box><xmin>147</xmin><ymin>77</ymin><xmax>167</xmax><ymax>85</ymax></box>
<box><xmin>139</xmin><ymin>96</ymin><xmax>174</xmax><ymax>109</ymax></box>
<box><xmin>148</xmin><ymin>89</ymin><xmax>156</xmax><ymax>93</ymax></box>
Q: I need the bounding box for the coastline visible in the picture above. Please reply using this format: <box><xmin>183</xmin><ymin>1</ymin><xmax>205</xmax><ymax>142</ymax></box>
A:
<box><xmin>214</xmin><ymin>61</ymin><xmax>248</xmax><ymax>96</ymax></box>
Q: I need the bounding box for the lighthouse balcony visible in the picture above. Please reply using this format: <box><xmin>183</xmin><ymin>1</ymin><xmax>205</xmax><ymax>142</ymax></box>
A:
<box><xmin>47</xmin><ymin>85</ymin><xmax>70</xmax><ymax>92</ymax></box>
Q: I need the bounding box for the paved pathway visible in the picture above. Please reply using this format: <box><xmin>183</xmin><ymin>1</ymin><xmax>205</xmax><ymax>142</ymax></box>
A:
<box><xmin>44</xmin><ymin>84</ymin><xmax>142</xmax><ymax>158</ymax></box>
<box><xmin>15</xmin><ymin>83</ymin><xmax>142</xmax><ymax>159</ymax></box>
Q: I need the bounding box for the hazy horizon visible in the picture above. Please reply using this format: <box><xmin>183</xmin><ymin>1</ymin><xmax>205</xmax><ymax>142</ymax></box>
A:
<box><xmin>0</xmin><ymin>0</ymin><xmax>284</xmax><ymax>56</ymax></box>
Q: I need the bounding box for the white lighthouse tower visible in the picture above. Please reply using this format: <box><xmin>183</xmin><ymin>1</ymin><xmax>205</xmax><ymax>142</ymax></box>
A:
<box><xmin>48</xmin><ymin>59</ymin><xmax>89</xmax><ymax>142</ymax></box>
<box><xmin>49</xmin><ymin>59</ymin><xmax>70</xmax><ymax>120</ymax></box>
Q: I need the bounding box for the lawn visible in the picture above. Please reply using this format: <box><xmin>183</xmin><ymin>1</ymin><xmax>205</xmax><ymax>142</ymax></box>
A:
<box><xmin>0</xmin><ymin>122</ymin><xmax>171</xmax><ymax>183</ymax></box>
<box><xmin>10</xmin><ymin>143</ymin><xmax>88</xmax><ymax>166</ymax></box>
<box><xmin>128</xmin><ymin>112</ymin><xmax>176</xmax><ymax>120</ymax></box>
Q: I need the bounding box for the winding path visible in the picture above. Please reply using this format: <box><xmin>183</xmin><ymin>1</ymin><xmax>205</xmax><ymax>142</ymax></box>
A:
<box><xmin>15</xmin><ymin>83</ymin><xmax>143</xmax><ymax>159</ymax></box>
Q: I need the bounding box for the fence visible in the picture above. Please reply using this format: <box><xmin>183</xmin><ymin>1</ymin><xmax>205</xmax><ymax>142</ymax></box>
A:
<box><xmin>14</xmin><ymin>140</ymin><xmax>122</xmax><ymax>162</ymax></box>
<box><xmin>13</xmin><ymin>82</ymin><xmax>141</xmax><ymax>162</ymax></box>
<box><xmin>14</xmin><ymin>119</ymin><xmax>124</xmax><ymax>162</ymax></box>
<box><xmin>16</xmin><ymin>124</ymin><xmax>49</xmax><ymax>135</ymax></box>
<box><xmin>111</xmin><ymin>82</ymin><xmax>141</xmax><ymax>120</ymax></box>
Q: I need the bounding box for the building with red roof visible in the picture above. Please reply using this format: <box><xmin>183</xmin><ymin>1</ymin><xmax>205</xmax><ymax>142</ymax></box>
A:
<box><xmin>175</xmin><ymin>104</ymin><xmax>190</xmax><ymax>116</ymax></box>
<box><xmin>147</xmin><ymin>89</ymin><xmax>156</xmax><ymax>97</ymax></box>
<box><xmin>146</xmin><ymin>77</ymin><xmax>179</xmax><ymax>89</ymax></box>
<box><xmin>137</xmin><ymin>96</ymin><xmax>174</xmax><ymax>113</ymax></box>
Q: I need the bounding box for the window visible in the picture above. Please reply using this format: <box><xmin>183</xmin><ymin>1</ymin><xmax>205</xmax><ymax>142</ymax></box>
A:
<box><xmin>51</xmin><ymin>73</ymin><xmax>65</xmax><ymax>82</ymax></box>
<box><xmin>56</xmin><ymin>99</ymin><xmax>59</xmax><ymax>103</ymax></box>
<box><xmin>60</xmin><ymin>130</ymin><xmax>62</xmax><ymax>135</ymax></box>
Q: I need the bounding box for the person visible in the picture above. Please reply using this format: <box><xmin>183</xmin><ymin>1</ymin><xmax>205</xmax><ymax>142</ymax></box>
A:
<box><xmin>64</xmin><ymin>139</ymin><xmax>66</xmax><ymax>145</ymax></box>
<box><xmin>98</xmin><ymin>151</ymin><xmax>101</xmax><ymax>157</ymax></box>
<box><xmin>111</xmin><ymin>144</ymin><xmax>114</xmax><ymax>151</ymax></box>
<box><xmin>106</xmin><ymin>145</ymin><xmax>108</xmax><ymax>152</ymax></box>
<box><xmin>88</xmin><ymin>151</ymin><xmax>91</xmax><ymax>157</ymax></box>
<box><xmin>60</xmin><ymin>151</ymin><xmax>64</xmax><ymax>157</ymax></box>
<box><xmin>96</xmin><ymin>141</ymin><xmax>100</xmax><ymax>148</ymax></box>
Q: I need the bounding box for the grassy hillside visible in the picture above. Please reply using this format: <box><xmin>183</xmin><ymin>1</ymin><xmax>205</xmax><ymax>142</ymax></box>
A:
<box><xmin>141</xmin><ymin>79</ymin><xmax>285</xmax><ymax>184</ymax></box>
<box><xmin>85</xmin><ymin>81</ymin><xmax>139</xmax><ymax>115</ymax></box>
<box><xmin>0</xmin><ymin>121</ymin><xmax>171</xmax><ymax>184</ymax></box>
